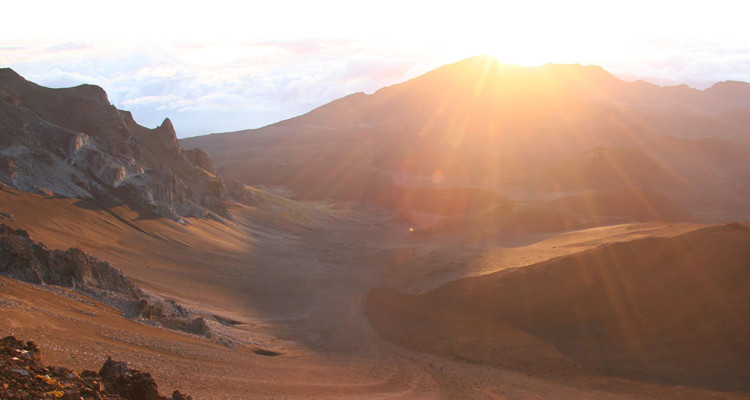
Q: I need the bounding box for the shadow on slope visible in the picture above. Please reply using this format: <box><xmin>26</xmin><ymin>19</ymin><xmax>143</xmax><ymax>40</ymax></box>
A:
<box><xmin>366</xmin><ymin>223</ymin><xmax>750</xmax><ymax>391</ymax></box>
<box><xmin>411</xmin><ymin>188</ymin><xmax>694</xmax><ymax>242</ymax></box>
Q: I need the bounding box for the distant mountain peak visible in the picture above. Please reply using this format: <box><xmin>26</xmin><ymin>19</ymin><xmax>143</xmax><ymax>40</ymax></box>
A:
<box><xmin>0</xmin><ymin>67</ymin><xmax>23</xmax><ymax>81</ymax></box>
<box><xmin>708</xmin><ymin>80</ymin><xmax>750</xmax><ymax>90</ymax></box>
<box><xmin>706</xmin><ymin>80</ymin><xmax>750</xmax><ymax>97</ymax></box>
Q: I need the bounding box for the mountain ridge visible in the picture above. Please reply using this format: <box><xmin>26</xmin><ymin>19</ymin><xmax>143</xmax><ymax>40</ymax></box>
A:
<box><xmin>0</xmin><ymin>68</ymin><xmax>246</xmax><ymax>223</ymax></box>
<box><xmin>199</xmin><ymin>56</ymin><xmax>750</xmax><ymax>139</ymax></box>
<box><xmin>182</xmin><ymin>56</ymin><xmax>750</xmax><ymax>222</ymax></box>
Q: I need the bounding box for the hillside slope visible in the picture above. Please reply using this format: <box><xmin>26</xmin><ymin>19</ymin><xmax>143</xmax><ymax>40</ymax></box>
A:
<box><xmin>367</xmin><ymin>223</ymin><xmax>750</xmax><ymax>391</ymax></box>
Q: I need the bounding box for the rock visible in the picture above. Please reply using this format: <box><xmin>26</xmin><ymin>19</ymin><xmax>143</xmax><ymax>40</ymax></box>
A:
<box><xmin>0</xmin><ymin>68</ymin><xmax>235</xmax><ymax>222</ymax></box>
<box><xmin>127</xmin><ymin>371</ymin><xmax>161</xmax><ymax>400</ymax></box>
<box><xmin>0</xmin><ymin>224</ymin><xmax>211</xmax><ymax>337</ymax></box>
<box><xmin>98</xmin><ymin>356</ymin><xmax>163</xmax><ymax>400</ymax></box>
<box><xmin>99</xmin><ymin>357</ymin><xmax>130</xmax><ymax>380</ymax></box>
<box><xmin>137</xmin><ymin>297</ymin><xmax>192</xmax><ymax>323</ymax></box>
<box><xmin>184</xmin><ymin>148</ymin><xmax>215</xmax><ymax>173</ymax></box>
<box><xmin>171</xmin><ymin>390</ymin><xmax>193</xmax><ymax>400</ymax></box>
<box><xmin>190</xmin><ymin>317</ymin><xmax>211</xmax><ymax>336</ymax></box>
<box><xmin>0</xmin><ymin>224</ymin><xmax>141</xmax><ymax>297</ymax></box>
<box><xmin>137</xmin><ymin>298</ymin><xmax>152</xmax><ymax>318</ymax></box>
<box><xmin>0</xmin><ymin>335</ymin><xmax>191</xmax><ymax>399</ymax></box>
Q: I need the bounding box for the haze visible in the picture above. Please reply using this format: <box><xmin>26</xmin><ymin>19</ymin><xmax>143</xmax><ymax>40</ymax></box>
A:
<box><xmin>2</xmin><ymin>6</ymin><xmax>750</xmax><ymax>396</ymax></box>
<box><xmin>3</xmin><ymin>0</ymin><xmax>750</xmax><ymax>137</ymax></box>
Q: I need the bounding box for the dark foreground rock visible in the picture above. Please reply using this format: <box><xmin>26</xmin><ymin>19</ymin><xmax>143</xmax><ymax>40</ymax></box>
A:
<box><xmin>0</xmin><ymin>335</ymin><xmax>191</xmax><ymax>400</ymax></box>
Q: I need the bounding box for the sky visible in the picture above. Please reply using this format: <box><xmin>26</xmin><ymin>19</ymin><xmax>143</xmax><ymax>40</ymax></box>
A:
<box><xmin>2</xmin><ymin>1</ymin><xmax>750</xmax><ymax>138</ymax></box>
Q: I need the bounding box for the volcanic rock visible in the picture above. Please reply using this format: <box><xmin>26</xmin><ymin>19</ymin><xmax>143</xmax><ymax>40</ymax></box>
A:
<box><xmin>0</xmin><ymin>335</ymin><xmax>191</xmax><ymax>399</ymax></box>
<box><xmin>0</xmin><ymin>224</ymin><xmax>140</xmax><ymax>296</ymax></box>
<box><xmin>0</xmin><ymin>68</ymin><xmax>236</xmax><ymax>222</ymax></box>
<box><xmin>0</xmin><ymin>223</ymin><xmax>212</xmax><ymax>338</ymax></box>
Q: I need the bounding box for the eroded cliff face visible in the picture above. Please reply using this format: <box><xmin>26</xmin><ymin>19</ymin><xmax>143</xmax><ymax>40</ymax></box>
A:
<box><xmin>0</xmin><ymin>224</ymin><xmax>140</xmax><ymax>296</ymax></box>
<box><xmin>0</xmin><ymin>68</ymin><xmax>238</xmax><ymax>222</ymax></box>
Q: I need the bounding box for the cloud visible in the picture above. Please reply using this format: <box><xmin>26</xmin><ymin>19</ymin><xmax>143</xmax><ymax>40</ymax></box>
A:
<box><xmin>600</xmin><ymin>39</ymin><xmax>750</xmax><ymax>89</ymax></box>
<box><xmin>119</xmin><ymin>94</ymin><xmax>181</xmax><ymax>108</ymax></box>
<box><xmin>45</xmin><ymin>42</ymin><xmax>94</xmax><ymax>52</ymax></box>
<box><xmin>3</xmin><ymin>19</ymin><xmax>750</xmax><ymax>138</ymax></box>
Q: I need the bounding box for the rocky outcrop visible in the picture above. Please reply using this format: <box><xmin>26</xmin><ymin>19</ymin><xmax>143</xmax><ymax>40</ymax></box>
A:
<box><xmin>0</xmin><ymin>224</ymin><xmax>212</xmax><ymax>338</ymax></box>
<box><xmin>184</xmin><ymin>148</ymin><xmax>215</xmax><ymax>174</ymax></box>
<box><xmin>0</xmin><ymin>68</ymin><xmax>237</xmax><ymax>223</ymax></box>
<box><xmin>0</xmin><ymin>335</ymin><xmax>192</xmax><ymax>400</ymax></box>
<box><xmin>136</xmin><ymin>298</ymin><xmax>210</xmax><ymax>336</ymax></box>
<box><xmin>0</xmin><ymin>224</ymin><xmax>140</xmax><ymax>297</ymax></box>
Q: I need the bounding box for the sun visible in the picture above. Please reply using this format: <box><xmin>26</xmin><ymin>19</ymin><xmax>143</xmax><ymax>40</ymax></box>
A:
<box><xmin>424</xmin><ymin>1</ymin><xmax>636</xmax><ymax>69</ymax></box>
